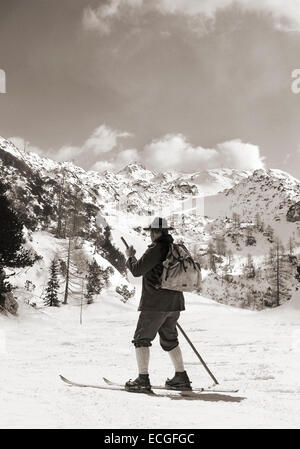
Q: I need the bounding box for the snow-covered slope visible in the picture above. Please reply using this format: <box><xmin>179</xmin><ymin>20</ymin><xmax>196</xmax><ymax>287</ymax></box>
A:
<box><xmin>1</xmin><ymin>289</ymin><xmax>300</xmax><ymax>429</ymax></box>
<box><xmin>204</xmin><ymin>168</ymin><xmax>300</xmax><ymax>220</ymax></box>
<box><xmin>225</xmin><ymin>168</ymin><xmax>300</xmax><ymax>221</ymax></box>
<box><xmin>180</xmin><ymin>168</ymin><xmax>251</xmax><ymax>195</ymax></box>
<box><xmin>8</xmin><ymin>231</ymin><xmax>133</xmax><ymax>308</ymax></box>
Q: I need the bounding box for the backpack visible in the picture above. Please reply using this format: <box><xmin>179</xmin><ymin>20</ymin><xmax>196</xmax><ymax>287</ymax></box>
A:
<box><xmin>160</xmin><ymin>243</ymin><xmax>202</xmax><ymax>292</ymax></box>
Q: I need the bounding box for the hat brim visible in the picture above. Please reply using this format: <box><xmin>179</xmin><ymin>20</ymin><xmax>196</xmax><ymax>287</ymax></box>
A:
<box><xmin>143</xmin><ymin>226</ymin><xmax>174</xmax><ymax>231</ymax></box>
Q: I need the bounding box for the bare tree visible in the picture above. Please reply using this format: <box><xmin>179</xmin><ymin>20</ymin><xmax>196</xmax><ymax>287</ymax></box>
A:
<box><xmin>56</xmin><ymin>168</ymin><xmax>66</xmax><ymax>238</ymax></box>
<box><xmin>227</xmin><ymin>248</ymin><xmax>233</xmax><ymax>266</ymax></box>
<box><xmin>62</xmin><ymin>186</ymin><xmax>81</xmax><ymax>305</ymax></box>
<box><xmin>207</xmin><ymin>241</ymin><xmax>216</xmax><ymax>273</ymax></box>
<box><xmin>215</xmin><ymin>235</ymin><xmax>227</xmax><ymax>256</ymax></box>
<box><xmin>265</xmin><ymin>238</ymin><xmax>290</xmax><ymax>306</ymax></box>
<box><xmin>255</xmin><ymin>212</ymin><xmax>264</xmax><ymax>231</ymax></box>
<box><xmin>288</xmin><ymin>235</ymin><xmax>295</xmax><ymax>256</ymax></box>
<box><xmin>265</xmin><ymin>224</ymin><xmax>274</xmax><ymax>243</ymax></box>
<box><xmin>232</xmin><ymin>212</ymin><xmax>240</xmax><ymax>229</ymax></box>
<box><xmin>244</xmin><ymin>254</ymin><xmax>255</xmax><ymax>279</ymax></box>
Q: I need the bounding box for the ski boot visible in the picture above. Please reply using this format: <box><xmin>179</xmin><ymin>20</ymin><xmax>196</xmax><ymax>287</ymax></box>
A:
<box><xmin>165</xmin><ymin>371</ymin><xmax>192</xmax><ymax>391</ymax></box>
<box><xmin>125</xmin><ymin>374</ymin><xmax>152</xmax><ymax>393</ymax></box>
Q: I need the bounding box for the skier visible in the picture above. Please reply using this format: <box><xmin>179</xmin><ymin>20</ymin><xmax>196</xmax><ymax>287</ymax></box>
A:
<box><xmin>125</xmin><ymin>217</ymin><xmax>191</xmax><ymax>392</ymax></box>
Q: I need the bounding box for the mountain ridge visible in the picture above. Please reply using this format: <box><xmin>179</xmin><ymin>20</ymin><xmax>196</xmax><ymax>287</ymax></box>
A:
<box><xmin>1</xmin><ymin>135</ymin><xmax>300</xmax><ymax>311</ymax></box>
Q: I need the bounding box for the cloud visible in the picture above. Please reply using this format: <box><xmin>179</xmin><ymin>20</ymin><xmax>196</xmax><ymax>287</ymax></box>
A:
<box><xmin>53</xmin><ymin>145</ymin><xmax>83</xmax><ymax>162</ymax></box>
<box><xmin>10</xmin><ymin>129</ymin><xmax>265</xmax><ymax>174</ymax></box>
<box><xmin>216</xmin><ymin>139</ymin><xmax>265</xmax><ymax>170</ymax></box>
<box><xmin>155</xmin><ymin>0</ymin><xmax>233</xmax><ymax>17</ymax></box>
<box><xmin>10</xmin><ymin>124</ymin><xmax>133</xmax><ymax>166</ymax></box>
<box><xmin>90</xmin><ymin>160</ymin><xmax>116</xmax><ymax>172</ymax></box>
<box><xmin>82</xmin><ymin>0</ymin><xmax>144</xmax><ymax>35</ymax></box>
<box><xmin>139</xmin><ymin>134</ymin><xmax>264</xmax><ymax>172</ymax></box>
<box><xmin>141</xmin><ymin>134</ymin><xmax>218</xmax><ymax>171</ymax></box>
<box><xmin>8</xmin><ymin>137</ymin><xmax>46</xmax><ymax>157</ymax></box>
<box><xmin>82</xmin><ymin>6</ymin><xmax>107</xmax><ymax>32</ymax></box>
<box><xmin>83</xmin><ymin>125</ymin><xmax>132</xmax><ymax>154</ymax></box>
<box><xmin>88</xmin><ymin>133</ymin><xmax>264</xmax><ymax>173</ymax></box>
<box><xmin>90</xmin><ymin>147</ymin><xmax>139</xmax><ymax>172</ymax></box>
<box><xmin>113</xmin><ymin>148</ymin><xmax>139</xmax><ymax>164</ymax></box>
<box><xmin>53</xmin><ymin>124</ymin><xmax>131</xmax><ymax>162</ymax></box>
<box><xmin>241</xmin><ymin>0</ymin><xmax>300</xmax><ymax>32</ymax></box>
<box><xmin>82</xmin><ymin>0</ymin><xmax>300</xmax><ymax>34</ymax></box>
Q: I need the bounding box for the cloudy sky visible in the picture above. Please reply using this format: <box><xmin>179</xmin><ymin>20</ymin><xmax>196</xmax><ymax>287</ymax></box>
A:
<box><xmin>1</xmin><ymin>0</ymin><xmax>300</xmax><ymax>176</ymax></box>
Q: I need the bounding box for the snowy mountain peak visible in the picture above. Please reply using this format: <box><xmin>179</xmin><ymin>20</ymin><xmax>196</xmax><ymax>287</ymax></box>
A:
<box><xmin>252</xmin><ymin>168</ymin><xmax>300</xmax><ymax>184</ymax></box>
<box><xmin>1</xmin><ymin>135</ymin><xmax>300</xmax><ymax>227</ymax></box>
<box><xmin>118</xmin><ymin>162</ymin><xmax>156</xmax><ymax>180</ymax></box>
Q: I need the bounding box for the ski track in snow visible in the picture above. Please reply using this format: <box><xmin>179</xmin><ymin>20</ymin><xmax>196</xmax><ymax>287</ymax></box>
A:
<box><xmin>1</xmin><ymin>289</ymin><xmax>300</xmax><ymax>429</ymax></box>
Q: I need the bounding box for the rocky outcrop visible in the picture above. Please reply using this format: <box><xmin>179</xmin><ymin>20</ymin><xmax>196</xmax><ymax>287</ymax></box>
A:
<box><xmin>286</xmin><ymin>201</ymin><xmax>300</xmax><ymax>222</ymax></box>
<box><xmin>0</xmin><ymin>292</ymin><xmax>18</xmax><ymax>315</ymax></box>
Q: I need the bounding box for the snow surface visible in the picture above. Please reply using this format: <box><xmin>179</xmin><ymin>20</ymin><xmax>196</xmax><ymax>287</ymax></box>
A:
<box><xmin>1</xmin><ymin>285</ymin><xmax>300</xmax><ymax>429</ymax></box>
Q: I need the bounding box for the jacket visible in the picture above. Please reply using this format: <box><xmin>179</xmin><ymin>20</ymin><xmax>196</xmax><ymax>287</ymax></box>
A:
<box><xmin>126</xmin><ymin>234</ymin><xmax>185</xmax><ymax>312</ymax></box>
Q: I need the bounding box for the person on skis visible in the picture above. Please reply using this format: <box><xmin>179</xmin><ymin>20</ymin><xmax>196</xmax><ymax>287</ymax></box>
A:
<box><xmin>124</xmin><ymin>217</ymin><xmax>191</xmax><ymax>392</ymax></box>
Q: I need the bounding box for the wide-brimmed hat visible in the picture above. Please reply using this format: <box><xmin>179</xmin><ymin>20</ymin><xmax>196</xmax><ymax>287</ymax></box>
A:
<box><xmin>143</xmin><ymin>217</ymin><xmax>174</xmax><ymax>231</ymax></box>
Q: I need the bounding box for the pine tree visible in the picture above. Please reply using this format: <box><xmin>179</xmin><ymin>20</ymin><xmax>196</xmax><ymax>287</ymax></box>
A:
<box><xmin>85</xmin><ymin>260</ymin><xmax>101</xmax><ymax>304</ymax></box>
<box><xmin>92</xmin><ymin>229</ymin><xmax>105</xmax><ymax>255</ymax></box>
<box><xmin>102</xmin><ymin>265</ymin><xmax>114</xmax><ymax>286</ymax></box>
<box><xmin>0</xmin><ymin>181</ymin><xmax>35</xmax><ymax>270</ymax></box>
<box><xmin>100</xmin><ymin>225</ymin><xmax>126</xmax><ymax>275</ymax></box>
<box><xmin>246</xmin><ymin>228</ymin><xmax>256</xmax><ymax>246</ymax></box>
<box><xmin>85</xmin><ymin>260</ymin><xmax>113</xmax><ymax>304</ymax></box>
<box><xmin>44</xmin><ymin>259</ymin><xmax>60</xmax><ymax>307</ymax></box>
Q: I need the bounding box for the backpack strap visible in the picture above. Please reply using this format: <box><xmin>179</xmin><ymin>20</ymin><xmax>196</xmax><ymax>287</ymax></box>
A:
<box><xmin>173</xmin><ymin>244</ymin><xmax>183</xmax><ymax>261</ymax></box>
<box><xmin>177</xmin><ymin>244</ymin><xmax>198</xmax><ymax>270</ymax></box>
<box><xmin>172</xmin><ymin>244</ymin><xmax>188</xmax><ymax>272</ymax></box>
<box><xmin>165</xmin><ymin>266</ymin><xmax>170</xmax><ymax>281</ymax></box>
